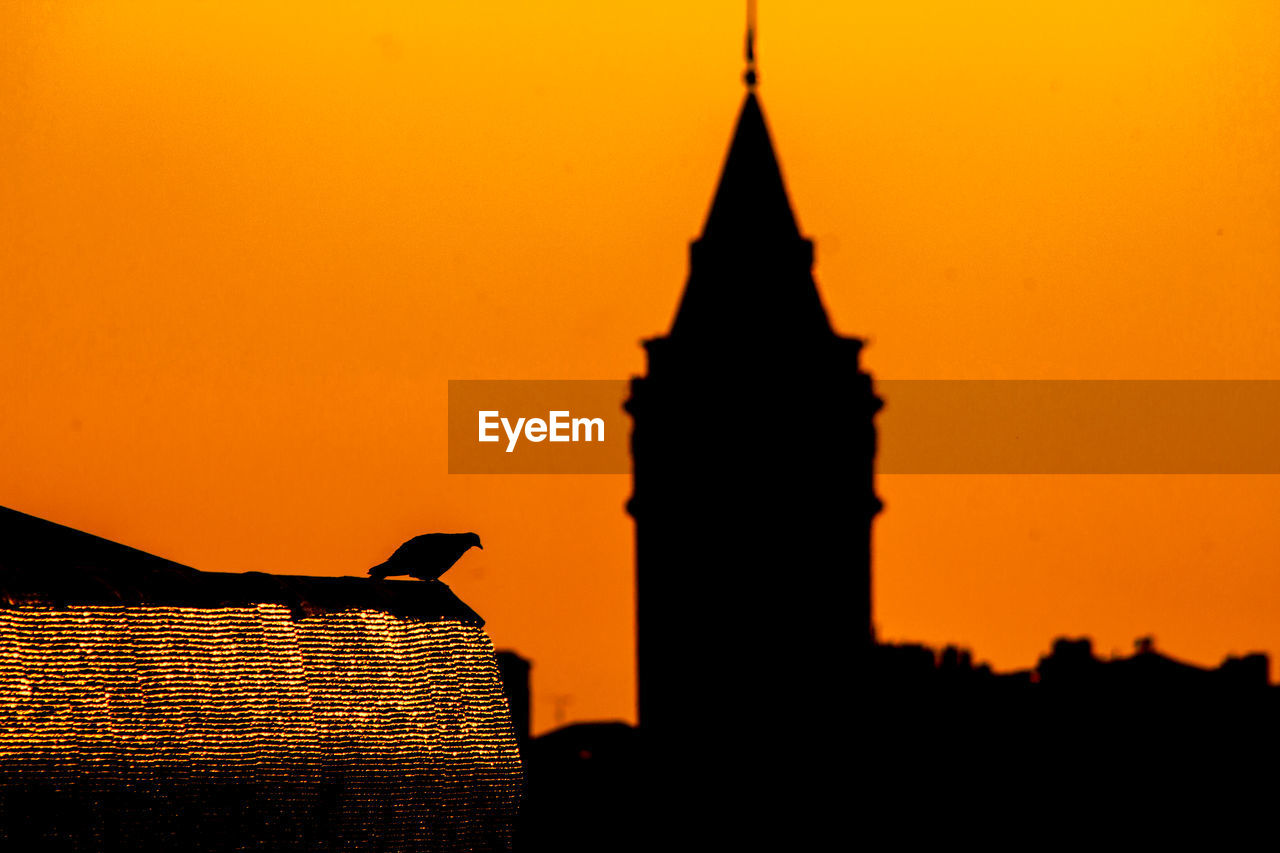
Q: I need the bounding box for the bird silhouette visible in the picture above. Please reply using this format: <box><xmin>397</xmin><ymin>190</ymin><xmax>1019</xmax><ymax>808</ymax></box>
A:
<box><xmin>368</xmin><ymin>532</ymin><xmax>483</xmax><ymax>581</ymax></box>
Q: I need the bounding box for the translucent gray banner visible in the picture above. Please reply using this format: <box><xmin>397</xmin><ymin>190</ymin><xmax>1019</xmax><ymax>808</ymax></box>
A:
<box><xmin>448</xmin><ymin>380</ymin><xmax>1280</xmax><ymax>474</ymax></box>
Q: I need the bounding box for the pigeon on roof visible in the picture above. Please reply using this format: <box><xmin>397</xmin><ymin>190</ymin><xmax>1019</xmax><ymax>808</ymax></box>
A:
<box><xmin>0</xmin><ymin>505</ymin><xmax>485</xmax><ymax>624</ymax></box>
<box><xmin>368</xmin><ymin>533</ymin><xmax>483</xmax><ymax>581</ymax></box>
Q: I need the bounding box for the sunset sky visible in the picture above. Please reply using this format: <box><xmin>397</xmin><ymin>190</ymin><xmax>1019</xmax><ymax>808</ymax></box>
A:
<box><xmin>3</xmin><ymin>2</ymin><xmax>1278</xmax><ymax>733</ymax></box>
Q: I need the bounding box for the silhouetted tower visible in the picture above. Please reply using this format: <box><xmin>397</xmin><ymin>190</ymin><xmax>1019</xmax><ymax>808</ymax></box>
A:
<box><xmin>626</xmin><ymin>29</ymin><xmax>881</xmax><ymax>748</ymax></box>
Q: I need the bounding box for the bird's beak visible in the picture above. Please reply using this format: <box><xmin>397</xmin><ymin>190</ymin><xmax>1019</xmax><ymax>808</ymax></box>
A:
<box><xmin>477</xmin><ymin>543</ymin><xmax>484</xmax><ymax>550</ymax></box>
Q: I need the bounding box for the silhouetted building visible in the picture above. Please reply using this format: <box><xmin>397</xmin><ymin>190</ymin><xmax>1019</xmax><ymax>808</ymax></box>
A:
<box><xmin>626</xmin><ymin>60</ymin><xmax>880</xmax><ymax>748</ymax></box>
<box><xmin>619</xmin><ymin>47</ymin><xmax>883</xmax><ymax>846</ymax></box>
<box><xmin>0</xmin><ymin>505</ymin><xmax>522</xmax><ymax>852</ymax></box>
<box><xmin>514</xmin><ymin>722</ymin><xmax>642</xmax><ymax>853</ymax></box>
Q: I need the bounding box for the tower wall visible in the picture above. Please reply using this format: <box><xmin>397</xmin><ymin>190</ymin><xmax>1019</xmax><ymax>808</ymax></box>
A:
<box><xmin>628</xmin><ymin>337</ymin><xmax>879</xmax><ymax>742</ymax></box>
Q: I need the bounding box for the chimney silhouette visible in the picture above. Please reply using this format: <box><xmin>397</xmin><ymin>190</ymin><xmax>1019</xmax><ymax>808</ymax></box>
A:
<box><xmin>495</xmin><ymin>650</ymin><xmax>532</xmax><ymax>749</ymax></box>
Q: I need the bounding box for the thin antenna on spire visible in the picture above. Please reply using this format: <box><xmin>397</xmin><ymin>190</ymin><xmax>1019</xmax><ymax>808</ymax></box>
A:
<box><xmin>744</xmin><ymin>0</ymin><xmax>758</xmax><ymax>88</ymax></box>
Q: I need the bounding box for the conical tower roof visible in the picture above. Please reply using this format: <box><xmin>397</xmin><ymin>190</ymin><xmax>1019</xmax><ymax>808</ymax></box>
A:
<box><xmin>666</xmin><ymin>90</ymin><xmax>833</xmax><ymax>342</ymax></box>
<box><xmin>699</xmin><ymin>91</ymin><xmax>802</xmax><ymax>245</ymax></box>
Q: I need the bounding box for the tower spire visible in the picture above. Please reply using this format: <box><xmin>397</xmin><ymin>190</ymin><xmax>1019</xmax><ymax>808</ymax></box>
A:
<box><xmin>744</xmin><ymin>0</ymin><xmax>758</xmax><ymax>88</ymax></box>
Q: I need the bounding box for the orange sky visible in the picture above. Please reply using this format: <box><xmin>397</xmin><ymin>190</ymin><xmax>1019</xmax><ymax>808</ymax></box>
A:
<box><xmin>3</xmin><ymin>2</ymin><xmax>1279</xmax><ymax>733</ymax></box>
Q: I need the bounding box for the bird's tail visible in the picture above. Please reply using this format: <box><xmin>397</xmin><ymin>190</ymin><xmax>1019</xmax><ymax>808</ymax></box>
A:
<box><xmin>368</xmin><ymin>562</ymin><xmax>393</xmax><ymax>579</ymax></box>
